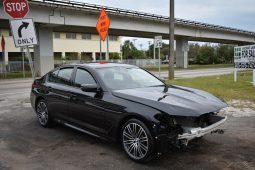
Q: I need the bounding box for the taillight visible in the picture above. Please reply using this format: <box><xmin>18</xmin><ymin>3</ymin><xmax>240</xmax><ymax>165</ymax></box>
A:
<box><xmin>32</xmin><ymin>81</ymin><xmax>36</xmax><ymax>89</ymax></box>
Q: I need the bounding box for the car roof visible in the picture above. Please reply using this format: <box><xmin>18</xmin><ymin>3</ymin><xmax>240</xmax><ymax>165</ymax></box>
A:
<box><xmin>65</xmin><ymin>62</ymin><xmax>138</xmax><ymax>69</ymax></box>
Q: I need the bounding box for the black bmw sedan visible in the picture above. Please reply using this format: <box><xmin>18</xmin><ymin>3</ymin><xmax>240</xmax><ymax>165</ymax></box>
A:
<box><xmin>31</xmin><ymin>63</ymin><xmax>227</xmax><ymax>162</ymax></box>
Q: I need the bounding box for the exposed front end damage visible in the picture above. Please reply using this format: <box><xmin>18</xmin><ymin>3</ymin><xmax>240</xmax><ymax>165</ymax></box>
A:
<box><xmin>154</xmin><ymin>112</ymin><xmax>227</xmax><ymax>155</ymax></box>
<box><xmin>178</xmin><ymin>115</ymin><xmax>227</xmax><ymax>145</ymax></box>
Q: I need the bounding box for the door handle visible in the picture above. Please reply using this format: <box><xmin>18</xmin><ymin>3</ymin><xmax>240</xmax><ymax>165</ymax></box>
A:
<box><xmin>70</xmin><ymin>94</ymin><xmax>77</xmax><ymax>101</ymax></box>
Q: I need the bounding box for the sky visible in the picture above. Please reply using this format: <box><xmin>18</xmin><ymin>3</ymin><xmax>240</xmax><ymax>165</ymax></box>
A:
<box><xmin>77</xmin><ymin>0</ymin><xmax>255</xmax><ymax>49</ymax></box>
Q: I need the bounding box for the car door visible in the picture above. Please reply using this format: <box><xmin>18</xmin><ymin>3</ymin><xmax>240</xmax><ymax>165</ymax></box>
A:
<box><xmin>46</xmin><ymin>67</ymin><xmax>74</xmax><ymax>121</ymax></box>
<box><xmin>68</xmin><ymin>67</ymin><xmax>109</xmax><ymax>134</ymax></box>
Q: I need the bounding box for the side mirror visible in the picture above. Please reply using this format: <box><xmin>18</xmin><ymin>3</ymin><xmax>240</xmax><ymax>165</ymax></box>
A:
<box><xmin>81</xmin><ymin>84</ymin><xmax>100</xmax><ymax>93</ymax></box>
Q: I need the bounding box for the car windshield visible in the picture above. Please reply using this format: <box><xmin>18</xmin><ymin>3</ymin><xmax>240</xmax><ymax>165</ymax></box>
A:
<box><xmin>96</xmin><ymin>67</ymin><xmax>165</xmax><ymax>90</ymax></box>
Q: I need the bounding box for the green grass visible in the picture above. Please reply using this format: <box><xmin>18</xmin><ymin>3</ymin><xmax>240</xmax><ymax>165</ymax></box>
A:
<box><xmin>143</xmin><ymin>63</ymin><xmax>233</xmax><ymax>72</ymax></box>
<box><xmin>0</xmin><ymin>71</ymin><xmax>32</xmax><ymax>79</ymax></box>
<box><xmin>166</xmin><ymin>71</ymin><xmax>255</xmax><ymax>102</ymax></box>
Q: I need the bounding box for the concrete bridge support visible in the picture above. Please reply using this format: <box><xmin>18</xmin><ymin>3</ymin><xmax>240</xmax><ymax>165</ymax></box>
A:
<box><xmin>34</xmin><ymin>27</ymin><xmax>54</xmax><ymax>76</ymax></box>
<box><xmin>176</xmin><ymin>38</ymin><xmax>189</xmax><ymax>69</ymax></box>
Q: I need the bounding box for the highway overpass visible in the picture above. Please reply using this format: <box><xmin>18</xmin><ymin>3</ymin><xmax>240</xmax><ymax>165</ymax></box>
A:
<box><xmin>0</xmin><ymin>0</ymin><xmax>255</xmax><ymax>76</ymax></box>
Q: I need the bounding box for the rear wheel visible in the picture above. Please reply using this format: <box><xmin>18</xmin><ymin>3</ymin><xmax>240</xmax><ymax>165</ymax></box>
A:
<box><xmin>121</xmin><ymin>119</ymin><xmax>155</xmax><ymax>163</ymax></box>
<box><xmin>36</xmin><ymin>99</ymin><xmax>54</xmax><ymax>127</ymax></box>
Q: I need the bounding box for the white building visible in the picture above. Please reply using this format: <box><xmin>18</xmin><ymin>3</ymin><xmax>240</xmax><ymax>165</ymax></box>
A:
<box><xmin>0</xmin><ymin>29</ymin><xmax>122</xmax><ymax>62</ymax></box>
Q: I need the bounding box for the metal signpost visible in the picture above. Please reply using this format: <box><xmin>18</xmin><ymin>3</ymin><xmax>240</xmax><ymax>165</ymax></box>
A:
<box><xmin>10</xmin><ymin>18</ymin><xmax>38</xmax><ymax>80</ymax></box>
<box><xmin>1</xmin><ymin>35</ymin><xmax>6</xmax><ymax>78</ymax></box>
<box><xmin>96</xmin><ymin>8</ymin><xmax>111</xmax><ymax>61</ymax></box>
<box><xmin>3</xmin><ymin>0</ymin><xmax>37</xmax><ymax>80</ymax></box>
<box><xmin>154</xmin><ymin>36</ymin><xmax>163</xmax><ymax>78</ymax></box>
<box><xmin>234</xmin><ymin>45</ymin><xmax>255</xmax><ymax>86</ymax></box>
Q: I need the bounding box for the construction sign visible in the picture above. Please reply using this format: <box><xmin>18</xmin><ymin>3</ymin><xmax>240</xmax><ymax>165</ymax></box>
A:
<box><xmin>96</xmin><ymin>8</ymin><xmax>110</xmax><ymax>41</ymax></box>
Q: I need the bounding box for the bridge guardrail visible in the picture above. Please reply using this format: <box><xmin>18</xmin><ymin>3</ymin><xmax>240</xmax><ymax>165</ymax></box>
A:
<box><xmin>28</xmin><ymin>0</ymin><xmax>255</xmax><ymax>36</ymax></box>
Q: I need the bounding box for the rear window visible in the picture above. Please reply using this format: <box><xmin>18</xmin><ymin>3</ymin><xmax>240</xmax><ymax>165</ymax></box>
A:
<box><xmin>48</xmin><ymin>68</ymin><xmax>73</xmax><ymax>86</ymax></box>
<box><xmin>57</xmin><ymin>68</ymin><xmax>73</xmax><ymax>85</ymax></box>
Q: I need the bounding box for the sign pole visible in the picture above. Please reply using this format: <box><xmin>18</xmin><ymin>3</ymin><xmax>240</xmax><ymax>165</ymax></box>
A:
<box><xmin>3</xmin><ymin>51</ymin><xmax>6</xmax><ymax>78</ymax></box>
<box><xmin>234</xmin><ymin>68</ymin><xmax>237</xmax><ymax>82</ymax></box>
<box><xmin>158</xmin><ymin>47</ymin><xmax>161</xmax><ymax>78</ymax></box>
<box><xmin>100</xmin><ymin>39</ymin><xmax>102</xmax><ymax>61</ymax></box>
<box><xmin>106</xmin><ymin>33</ymin><xmax>109</xmax><ymax>61</ymax></box>
<box><xmin>96</xmin><ymin>8</ymin><xmax>110</xmax><ymax>62</ymax></box>
<box><xmin>253</xmin><ymin>69</ymin><xmax>255</xmax><ymax>86</ymax></box>
<box><xmin>154</xmin><ymin>43</ymin><xmax>156</xmax><ymax>65</ymax></box>
<box><xmin>26</xmin><ymin>46</ymin><xmax>35</xmax><ymax>80</ymax></box>
<box><xmin>22</xmin><ymin>48</ymin><xmax>25</xmax><ymax>78</ymax></box>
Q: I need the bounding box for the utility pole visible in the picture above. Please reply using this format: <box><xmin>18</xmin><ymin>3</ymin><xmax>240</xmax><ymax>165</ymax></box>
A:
<box><xmin>168</xmin><ymin>0</ymin><xmax>175</xmax><ymax>79</ymax></box>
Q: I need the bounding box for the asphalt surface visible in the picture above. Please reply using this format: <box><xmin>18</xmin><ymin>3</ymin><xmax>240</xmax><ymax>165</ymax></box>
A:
<box><xmin>152</xmin><ymin>67</ymin><xmax>237</xmax><ymax>79</ymax></box>
<box><xmin>0</xmin><ymin>70</ymin><xmax>255</xmax><ymax>170</ymax></box>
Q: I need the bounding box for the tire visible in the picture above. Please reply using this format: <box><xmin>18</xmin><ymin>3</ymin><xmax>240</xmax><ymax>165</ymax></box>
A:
<box><xmin>36</xmin><ymin>99</ymin><xmax>54</xmax><ymax>128</ymax></box>
<box><xmin>121</xmin><ymin>119</ymin><xmax>155</xmax><ymax>163</ymax></box>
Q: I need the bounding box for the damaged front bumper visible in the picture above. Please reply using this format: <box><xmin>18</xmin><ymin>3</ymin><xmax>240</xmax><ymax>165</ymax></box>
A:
<box><xmin>178</xmin><ymin>116</ymin><xmax>227</xmax><ymax>141</ymax></box>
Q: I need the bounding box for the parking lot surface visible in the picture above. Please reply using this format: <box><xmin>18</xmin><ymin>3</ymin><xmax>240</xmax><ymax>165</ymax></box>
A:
<box><xmin>0</xmin><ymin>81</ymin><xmax>255</xmax><ymax>170</ymax></box>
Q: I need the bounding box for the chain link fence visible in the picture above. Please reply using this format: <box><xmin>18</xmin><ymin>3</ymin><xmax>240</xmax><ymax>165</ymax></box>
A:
<box><xmin>54</xmin><ymin>59</ymin><xmax>161</xmax><ymax>67</ymax></box>
<box><xmin>0</xmin><ymin>60</ymin><xmax>161</xmax><ymax>79</ymax></box>
<box><xmin>0</xmin><ymin>61</ymin><xmax>33</xmax><ymax>79</ymax></box>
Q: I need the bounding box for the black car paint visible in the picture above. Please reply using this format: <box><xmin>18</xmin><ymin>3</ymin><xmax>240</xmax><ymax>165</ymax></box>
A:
<box><xmin>113</xmin><ymin>85</ymin><xmax>227</xmax><ymax>117</ymax></box>
<box><xmin>31</xmin><ymin>65</ymin><xmax>162</xmax><ymax>140</ymax></box>
<box><xmin>31</xmin><ymin>63</ymin><xmax>227</xmax><ymax>153</ymax></box>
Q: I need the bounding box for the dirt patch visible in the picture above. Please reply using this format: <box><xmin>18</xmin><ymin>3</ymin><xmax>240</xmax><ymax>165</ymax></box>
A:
<box><xmin>219</xmin><ymin>100</ymin><xmax>255</xmax><ymax>118</ymax></box>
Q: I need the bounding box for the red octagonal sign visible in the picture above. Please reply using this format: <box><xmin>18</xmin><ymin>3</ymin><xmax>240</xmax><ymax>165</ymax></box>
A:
<box><xmin>3</xmin><ymin>0</ymin><xmax>30</xmax><ymax>19</ymax></box>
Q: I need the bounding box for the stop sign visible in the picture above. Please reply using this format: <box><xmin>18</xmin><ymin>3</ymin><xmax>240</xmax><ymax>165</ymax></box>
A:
<box><xmin>3</xmin><ymin>0</ymin><xmax>29</xmax><ymax>19</ymax></box>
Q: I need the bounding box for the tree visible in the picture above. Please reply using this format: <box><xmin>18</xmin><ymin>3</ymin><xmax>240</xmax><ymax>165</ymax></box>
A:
<box><xmin>188</xmin><ymin>43</ymin><xmax>200</xmax><ymax>64</ymax></box>
<box><xmin>122</xmin><ymin>40</ymin><xmax>145</xmax><ymax>59</ymax></box>
<box><xmin>188</xmin><ymin>43</ymin><xmax>234</xmax><ymax>65</ymax></box>
<box><xmin>216</xmin><ymin>44</ymin><xmax>234</xmax><ymax>63</ymax></box>
<box><xmin>196</xmin><ymin>44</ymin><xmax>215</xmax><ymax>64</ymax></box>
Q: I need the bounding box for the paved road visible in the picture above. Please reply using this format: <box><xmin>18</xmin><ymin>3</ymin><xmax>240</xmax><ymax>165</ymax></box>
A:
<box><xmin>152</xmin><ymin>67</ymin><xmax>236</xmax><ymax>79</ymax></box>
<box><xmin>0</xmin><ymin>78</ymin><xmax>32</xmax><ymax>96</ymax></box>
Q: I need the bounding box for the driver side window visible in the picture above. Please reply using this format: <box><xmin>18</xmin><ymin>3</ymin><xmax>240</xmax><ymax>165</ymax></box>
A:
<box><xmin>74</xmin><ymin>68</ymin><xmax>96</xmax><ymax>87</ymax></box>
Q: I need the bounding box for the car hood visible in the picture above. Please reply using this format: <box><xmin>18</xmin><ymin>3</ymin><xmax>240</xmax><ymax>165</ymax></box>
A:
<box><xmin>112</xmin><ymin>85</ymin><xmax>228</xmax><ymax>117</ymax></box>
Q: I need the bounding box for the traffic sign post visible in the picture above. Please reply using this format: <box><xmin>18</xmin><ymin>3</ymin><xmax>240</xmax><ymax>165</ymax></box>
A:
<box><xmin>1</xmin><ymin>35</ymin><xmax>6</xmax><ymax>77</ymax></box>
<box><xmin>3</xmin><ymin>0</ymin><xmax>29</xmax><ymax>19</ymax></box>
<box><xmin>155</xmin><ymin>36</ymin><xmax>163</xmax><ymax>78</ymax></box>
<box><xmin>96</xmin><ymin>8</ymin><xmax>110</xmax><ymax>61</ymax></box>
<box><xmin>10</xmin><ymin>18</ymin><xmax>38</xmax><ymax>80</ymax></box>
<box><xmin>3</xmin><ymin>0</ymin><xmax>36</xmax><ymax>80</ymax></box>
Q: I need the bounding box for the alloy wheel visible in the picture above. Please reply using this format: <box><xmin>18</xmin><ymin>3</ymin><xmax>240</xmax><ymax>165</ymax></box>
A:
<box><xmin>122</xmin><ymin>122</ymin><xmax>149</xmax><ymax>160</ymax></box>
<box><xmin>37</xmin><ymin>101</ymin><xmax>49</xmax><ymax>126</ymax></box>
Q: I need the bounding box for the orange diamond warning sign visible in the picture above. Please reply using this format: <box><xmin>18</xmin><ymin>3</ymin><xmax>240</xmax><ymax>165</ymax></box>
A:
<box><xmin>96</xmin><ymin>8</ymin><xmax>110</xmax><ymax>41</ymax></box>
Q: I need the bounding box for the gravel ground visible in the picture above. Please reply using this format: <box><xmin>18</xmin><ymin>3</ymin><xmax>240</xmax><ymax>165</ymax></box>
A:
<box><xmin>0</xmin><ymin>92</ymin><xmax>255</xmax><ymax>170</ymax></box>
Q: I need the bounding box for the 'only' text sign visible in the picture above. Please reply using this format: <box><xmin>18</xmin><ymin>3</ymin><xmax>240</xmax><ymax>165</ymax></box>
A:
<box><xmin>10</xmin><ymin>18</ymin><xmax>38</xmax><ymax>48</ymax></box>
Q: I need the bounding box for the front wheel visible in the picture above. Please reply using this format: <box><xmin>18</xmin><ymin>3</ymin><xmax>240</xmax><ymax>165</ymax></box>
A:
<box><xmin>121</xmin><ymin>119</ymin><xmax>155</xmax><ymax>163</ymax></box>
